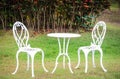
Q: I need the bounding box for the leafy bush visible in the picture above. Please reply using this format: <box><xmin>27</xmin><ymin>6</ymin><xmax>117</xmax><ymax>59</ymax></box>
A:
<box><xmin>0</xmin><ymin>0</ymin><xmax>110</xmax><ymax>32</ymax></box>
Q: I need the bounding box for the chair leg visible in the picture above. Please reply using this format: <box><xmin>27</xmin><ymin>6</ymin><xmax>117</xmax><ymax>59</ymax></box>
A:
<box><xmin>92</xmin><ymin>50</ymin><xmax>96</xmax><ymax>68</ymax></box>
<box><xmin>84</xmin><ymin>52</ymin><xmax>89</xmax><ymax>73</ymax></box>
<box><xmin>12</xmin><ymin>50</ymin><xmax>21</xmax><ymax>74</ymax></box>
<box><xmin>27</xmin><ymin>54</ymin><xmax>30</xmax><ymax>71</ymax></box>
<box><xmin>31</xmin><ymin>55</ymin><xmax>35</xmax><ymax>77</ymax></box>
<box><xmin>75</xmin><ymin>48</ymin><xmax>81</xmax><ymax>69</ymax></box>
<box><xmin>40</xmin><ymin>50</ymin><xmax>48</xmax><ymax>72</ymax></box>
<box><xmin>99</xmin><ymin>49</ymin><xmax>107</xmax><ymax>72</ymax></box>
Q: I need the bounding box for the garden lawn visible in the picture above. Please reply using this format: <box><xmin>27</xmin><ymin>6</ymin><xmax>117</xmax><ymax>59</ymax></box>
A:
<box><xmin>0</xmin><ymin>22</ymin><xmax>120</xmax><ymax>79</ymax></box>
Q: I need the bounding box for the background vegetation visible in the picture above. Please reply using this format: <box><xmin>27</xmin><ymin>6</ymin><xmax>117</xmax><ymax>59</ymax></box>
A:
<box><xmin>0</xmin><ymin>0</ymin><xmax>110</xmax><ymax>32</ymax></box>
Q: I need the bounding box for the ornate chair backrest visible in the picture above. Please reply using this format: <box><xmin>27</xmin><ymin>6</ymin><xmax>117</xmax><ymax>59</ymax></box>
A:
<box><xmin>13</xmin><ymin>21</ymin><xmax>29</xmax><ymax>48</ymax></box>
<box><xmin>92</xmin><ymin>21</ymin><xmax>106</xmax><ymax>46</ymax></box>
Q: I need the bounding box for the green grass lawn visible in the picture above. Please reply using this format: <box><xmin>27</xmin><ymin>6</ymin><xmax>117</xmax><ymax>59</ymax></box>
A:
<box><xmin>0</xmin><ymin>22</ymin><xmax>120</xmax><ymax>79</ymax></box>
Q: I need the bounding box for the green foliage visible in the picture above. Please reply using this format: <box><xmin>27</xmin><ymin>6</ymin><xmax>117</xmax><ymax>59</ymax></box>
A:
<box><xmin>0</xmin><ymin>0</ymin><xmax>110</xmax><ymax>31</ymax></box>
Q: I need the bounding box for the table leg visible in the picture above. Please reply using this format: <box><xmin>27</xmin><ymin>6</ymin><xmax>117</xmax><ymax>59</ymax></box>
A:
<box><xmin>52</xmin><ymin>38</ymin><xmax>73</xmax><ymax>73</ymax></box>
<box><xmin>66</xmin><ymin>38</ymin><xmax>73</xmax><ymax>73</ymax></box>
<box><xmin>67</xmin><ymin>54</ymin><xmax>74</xmax><ymax>73</ymax></box>
<box><xmin>63</xmin><ymin>38</ymin><xmax>65</xmax><ymax>69</ymax></box>
<box><xmin>51</xmin><ymin>53</ymin><xmax>61</xmax><ymax>74</ymax></box>
<box><xmin>51</xmin><ymin>38</ymin><xmax>62</xmax><ymax>74</ymax></box>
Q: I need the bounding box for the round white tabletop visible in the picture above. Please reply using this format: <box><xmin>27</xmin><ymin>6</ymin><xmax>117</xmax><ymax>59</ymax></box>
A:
<box><xmin>47</xmin><ymin>33</ymin><xmax>81</xmax><ymax>38</ymax></box>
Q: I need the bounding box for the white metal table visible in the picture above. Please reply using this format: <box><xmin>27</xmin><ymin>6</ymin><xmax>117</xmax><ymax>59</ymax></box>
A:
<box><xmin>47</xmin><ymin>33</ymin><xmax>81</xmax><ymax>73</ymax></box>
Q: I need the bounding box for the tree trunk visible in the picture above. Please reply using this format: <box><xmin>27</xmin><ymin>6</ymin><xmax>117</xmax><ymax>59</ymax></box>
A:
<box><xmin>37</xmin><ymin>11</ymin><xmax>40</xmax><ymax>33</ymax></box>
<box><xmin>53</xmin><ymin>14</ymin><xmax>56</xmax><ymax>32</ymax></box>
<box><xmin>32</xmin><ymin>13</ymin><xmax>36</xmax><ymax>31</ymax></box>
<box><xmin>20</xmin><ymin>11</ymin><xmax>23</xmax><ymax>23</ymax></box>
<box><xmin>43</xmin><ymin>7</ymin><xmax>46</xmax><ymax>33</ymax></box>
<box><xmin>0</xmin><ymin>16</ymin><xmax>5</xmax><ymax>30</ymax></box>
<box><xmin>70</xmin><ymin>1</ymin><xmax>75</xmax><ymax>31</ymax></box>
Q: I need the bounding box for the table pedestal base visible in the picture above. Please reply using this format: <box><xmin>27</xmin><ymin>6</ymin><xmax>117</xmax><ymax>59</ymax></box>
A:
<box><xmin>52</xmin><ymin>53</ymin><xmax>73</xmax><ymax>73</ymax></box>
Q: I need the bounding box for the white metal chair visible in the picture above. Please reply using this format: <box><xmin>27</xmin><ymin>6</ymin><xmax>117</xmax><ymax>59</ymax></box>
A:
<box><xmin>12</xmin><ymin>21</ymin><xmax>48</xmax><ymax>77</ymax></box>
<box><xmin>75</xmin><ymin>21</ymin><xmax>107</xmax><ymax>73</ymax></box>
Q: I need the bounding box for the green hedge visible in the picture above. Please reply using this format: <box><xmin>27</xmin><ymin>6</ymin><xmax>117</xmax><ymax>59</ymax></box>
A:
<box><xmin>0</xmin><ymin>0</ymin><xmax>110</xmax><ymax>32</ymax></box>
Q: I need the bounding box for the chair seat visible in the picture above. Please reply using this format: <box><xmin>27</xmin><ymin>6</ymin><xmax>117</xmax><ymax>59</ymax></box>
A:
<box><xmin>20</xmin><ymin>47</ymin><xmax>41</xmax><ymax>53</ymax></box>
<box><xmin>80</xmin><ymin>44</ymin><xmax>100</xmax><ymax>52</ymax></box>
